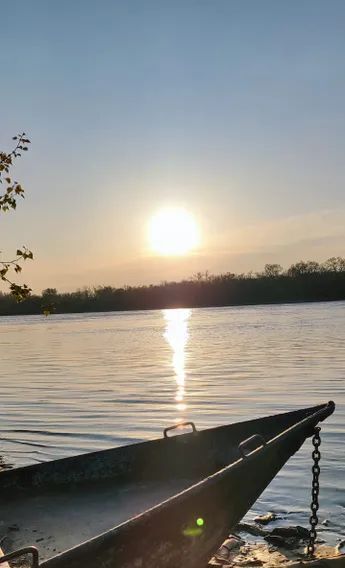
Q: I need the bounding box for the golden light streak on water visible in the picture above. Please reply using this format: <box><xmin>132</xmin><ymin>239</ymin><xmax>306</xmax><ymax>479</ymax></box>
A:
<box><xmin>163</xmin><ymin>308</ymin><xmax>191</xmax><ymax>417</ymax></box>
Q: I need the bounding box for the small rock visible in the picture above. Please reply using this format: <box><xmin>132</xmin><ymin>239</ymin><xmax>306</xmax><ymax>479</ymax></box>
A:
<box><xmin>240</xmin><ymin>545</ymin><xmax>254</xmax><ymax>556</ymax></box>
<box><xmin>336</xmin><ymin>539</ymin><xmax>345</xmax><ymax>553</ymax></box>
<box><xmin>236</xmin><ymin>522</ymin><xmax>268</xmax><ymax>537</ymax></box>
<box><xmin>264</xmin><ymin>535</ymin><xmax>297</xmax><ymax>549</ymax></box>
<box><xmin>239</xmin><ymin>559</ymin><xmax>264</xmax><ymax>566</ymax></box>
<box><xmin>216</xmin><ymin>535</ymin><xmax>245</xmax><ymax>560</ymax></box>
<box><xmin>322</xmin><ymin>519</ymin><xmax>330</xmax><ymax>526</ymax></box>
<box><xmin>36</xmin><ymin>537</ymin><xmax>44</xmax><ymax>542</ymax></box>
<box><xmin>8</xmin><ymin>524</ymin><xmax>19</xmax><ymax>532</ymax></box>
<box><xmin>225</xmin><ymin>536</ymin><xmax>245</xmax><ymax>549</ymax></box>
<box><xmin>254</xmin><ymin>512</ymin><xmax>278</xmax><ymax>525</ymax></box>
<box><xmin>270</xmin><ymin>526</ymin><xmax>309</xmax><ymax>540</ymax></box>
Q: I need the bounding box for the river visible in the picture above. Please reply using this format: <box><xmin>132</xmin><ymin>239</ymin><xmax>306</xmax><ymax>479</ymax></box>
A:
<box><xmin>0</xmin><ymin>301</ymin><xmax>344</xmax><ymax>545</ymax></box>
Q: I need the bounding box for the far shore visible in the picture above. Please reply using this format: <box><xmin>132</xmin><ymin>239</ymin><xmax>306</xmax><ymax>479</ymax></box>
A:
<box><xmin>0</xmin><ymin>258</ymin><xmax>345</xmax><ymax>317</ymax></box>
<box><xmin>0</xmin><ymin>296</ymin><xmax>345</xmax><ymax>318</ymax></box>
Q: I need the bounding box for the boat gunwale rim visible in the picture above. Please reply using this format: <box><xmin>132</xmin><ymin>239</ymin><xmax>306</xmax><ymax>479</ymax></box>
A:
<box><xmin>38</xmin><ymin>400</ymin><xmax>335</xmax><ymax>567</ymax></box>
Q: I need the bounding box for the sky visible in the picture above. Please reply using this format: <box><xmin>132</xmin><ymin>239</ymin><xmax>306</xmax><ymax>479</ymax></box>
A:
<box><xmin>1</xmin><ymin>0</ymin><xmax>345</xmax><ymax>292</ymax></box>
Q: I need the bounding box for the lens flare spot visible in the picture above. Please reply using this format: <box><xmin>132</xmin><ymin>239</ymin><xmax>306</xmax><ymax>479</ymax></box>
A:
<box><xmin>196</xmin><ymin>517</ymin><xmax>204</xmax><ymax>527</ymax></box>
<box><xmin>182</xmin><ymin>527</ymin><xmax>203</xmax><ymax>537</ymax></box>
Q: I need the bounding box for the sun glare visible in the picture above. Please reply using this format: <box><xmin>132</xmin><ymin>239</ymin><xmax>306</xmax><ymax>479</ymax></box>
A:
<box><xmin>149</xmin><ymin>208</ymin><xmax>199</xmax><ymax>256</ymax></box>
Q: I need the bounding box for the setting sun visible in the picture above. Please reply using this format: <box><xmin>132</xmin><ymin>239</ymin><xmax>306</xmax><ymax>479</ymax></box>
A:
<box><xmin>149</xmin><ymin>208</ymin><xmax>199</xmax><ymax>256</ymax></box>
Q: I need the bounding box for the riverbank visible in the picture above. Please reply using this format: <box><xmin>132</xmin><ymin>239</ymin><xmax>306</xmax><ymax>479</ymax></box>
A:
<box><xmin>0</xmin><ymin>296</ymin><xmax>345</xmax><ymax>318</ymax></box>
<box><xmin>1</xmin><ymin>267</ymin><xmax>345</xmax><ymax>316</ymax></box>
<box><xmin>210</xmin><ymin>518</ymin><xmax>345</xmax><ymax>567</ymax></box>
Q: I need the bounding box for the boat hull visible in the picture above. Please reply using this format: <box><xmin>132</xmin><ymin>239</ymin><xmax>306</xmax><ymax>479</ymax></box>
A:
<box><xmin>0</xmin><ymin>401</ymin><xmax>335</xmax><ymax>568</ymax></box>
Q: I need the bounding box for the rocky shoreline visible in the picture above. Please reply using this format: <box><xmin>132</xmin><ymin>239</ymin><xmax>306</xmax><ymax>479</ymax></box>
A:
<box><xmin>208</xmin><ymin>516</ymin><xmax>345</xmax><ymax>568</ymax></box>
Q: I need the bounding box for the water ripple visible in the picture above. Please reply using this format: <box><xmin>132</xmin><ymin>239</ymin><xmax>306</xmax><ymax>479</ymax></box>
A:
<box><xmin>0</xmin><ymin>301</ymin><xmax>344</xmax><ymax>543</ymax></box>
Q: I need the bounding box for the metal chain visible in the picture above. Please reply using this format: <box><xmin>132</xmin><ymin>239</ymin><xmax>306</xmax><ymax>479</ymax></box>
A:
<box><xmin>307</xmin><ymin>426</ymin><xmax>321</xmax><ymax>557</ymax></box>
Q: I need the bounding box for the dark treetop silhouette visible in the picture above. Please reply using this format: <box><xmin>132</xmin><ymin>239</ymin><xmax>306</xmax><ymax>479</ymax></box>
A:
<box><xmin>0</xmin><ymin>258</ymin><xmax>344</xmax><ymax>316</ymax></box>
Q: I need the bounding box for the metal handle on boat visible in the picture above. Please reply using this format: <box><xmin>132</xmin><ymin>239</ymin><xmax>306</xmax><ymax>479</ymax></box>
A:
<box><xmin>0</xmin><ymin>547</ymin><xmax>39</xmax><ymax>568</ymax></box>
<box><xmin>238</xmin><ymin>434</ymin><xmax>266</xmax><ymax>458</ymax></box>
<box><xmin>164</xmin><ymin>421</ymin><xmax>197</xmax><ymax>438</ymax></box>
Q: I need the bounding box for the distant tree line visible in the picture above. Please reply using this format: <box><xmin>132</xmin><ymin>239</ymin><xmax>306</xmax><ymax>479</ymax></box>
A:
<box><xmin>0</xmin><ymin>257</ymin><xmax>344</xmax><ymax>316</ymax></box>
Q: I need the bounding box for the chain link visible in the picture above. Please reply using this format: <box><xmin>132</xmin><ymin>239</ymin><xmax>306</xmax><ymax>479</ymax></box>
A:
<box><xmin>307</xmin><ymin>426</ymin><xmax>321</xmax><ymax>557</ymax></box>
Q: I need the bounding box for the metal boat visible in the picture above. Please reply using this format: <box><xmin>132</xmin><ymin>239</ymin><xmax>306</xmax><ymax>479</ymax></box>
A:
<box><xmin>0</xmin><ymin>401</ymin><xmax>335</xmax><ymax>568</ymax></box>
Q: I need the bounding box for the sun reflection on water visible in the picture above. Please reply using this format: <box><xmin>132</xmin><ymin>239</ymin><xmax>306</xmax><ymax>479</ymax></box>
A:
<box><xmin>163</xmin><ymin>308</ymin><xmax>191</xmax><ymax>417</ymax></box>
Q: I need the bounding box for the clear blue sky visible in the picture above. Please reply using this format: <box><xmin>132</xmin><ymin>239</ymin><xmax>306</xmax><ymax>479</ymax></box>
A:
<box><xmin>1</xmin><ymin>0</ymin><xmax>345</xmax><ymax>291</ymax></box>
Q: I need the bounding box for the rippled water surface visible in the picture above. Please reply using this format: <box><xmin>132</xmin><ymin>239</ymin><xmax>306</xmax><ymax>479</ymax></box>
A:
<box><xmin>1</xmin><ymin>302</ymin><xmax>344</xmax><ymax>544</ymax></box>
